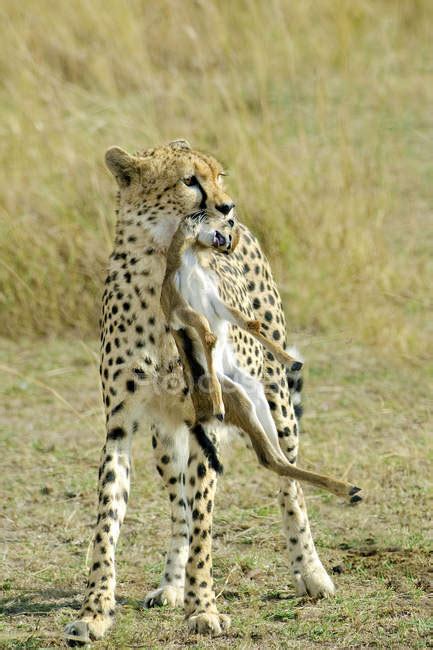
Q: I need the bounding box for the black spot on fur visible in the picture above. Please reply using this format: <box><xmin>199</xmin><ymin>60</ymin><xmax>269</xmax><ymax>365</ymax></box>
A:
<box><xmin>294</xmin><ymin>404</ymin><xmax>303</xmax><ymax>420</ymax></box>
<box><xmin>177</xmin><ymin>329</ymin><xmax>204</xmax><ymax>382</ymax></box>
<box><xmin>110</xmin><ymin>402</ymin><xmax>124</xmax><ymax>416</ymax></box>
<box><xmin>103</xmin><ymin>470</ymin><xmax>116</xmax><ymax>485</ymax></box>
<box><xmin>191</xmin><ymin>423</ymin><xmax>223</xmax><ymax>474</ymax></box>
<box><xmin>197</xmin><ymin>463</ymin><xmax>206</xmax><ymax>478</ymax></box>
<box><xmin>107</xmin><ymin>427</ymin><xmax>125</xmax><ymax>440</ymax></box>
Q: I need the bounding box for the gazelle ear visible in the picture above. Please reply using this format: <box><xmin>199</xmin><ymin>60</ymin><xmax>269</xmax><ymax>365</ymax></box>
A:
<box><xmin>105</xmin><ymin>147</ymin><xmax>139</xmax><ymax>188</ymax></box>
<box><xmin>231</xmin><ymin>226</ymin><xmax>241</xmax><ymax>252</ymax></box>
<box><xmin>168</xmin><ymin>138</ymin><xmax>191</xmax><ymax>151</ymax></box>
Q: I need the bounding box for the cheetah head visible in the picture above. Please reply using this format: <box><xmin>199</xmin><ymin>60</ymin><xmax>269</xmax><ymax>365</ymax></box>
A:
<box><xmin>105</xmin><ymin>139</ymin><xmax>236</xmax><ymax>247</ymax></box>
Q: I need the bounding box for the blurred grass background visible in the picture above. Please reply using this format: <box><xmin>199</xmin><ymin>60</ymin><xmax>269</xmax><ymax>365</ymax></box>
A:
<box><xmin>0</xmin><ymin>0</ymin><xmax>431</xmax><ymax>359</ymax></box>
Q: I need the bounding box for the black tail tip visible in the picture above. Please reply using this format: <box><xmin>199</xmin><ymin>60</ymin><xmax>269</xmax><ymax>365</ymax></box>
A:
<box><xmin>294</xmin><ymin>403</ymin><xmax>303</xmax><ymax>420</ymax></box>
<box><xmin>350</xmin><ymin>494</ymin><xmax>362</xmax><ymax>505</ymax></box>
<box><xmin>349</xmin><ymin>486</ymin><xmax>361</xmax><ymax>496</ymax></box>
<box><xmin>291</xmin><ymin>361</ymin><xmax>303</xmax><ymax>372</ymax></box>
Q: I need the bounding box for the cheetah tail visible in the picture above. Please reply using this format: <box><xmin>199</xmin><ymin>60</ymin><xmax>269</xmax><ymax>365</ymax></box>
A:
<box><xmin>285</xmin><ymin>346</ymin><xmax>303</xmax><ymax>422</ymax></box>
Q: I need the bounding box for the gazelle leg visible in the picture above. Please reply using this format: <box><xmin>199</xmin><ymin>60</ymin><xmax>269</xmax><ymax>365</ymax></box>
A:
<box><xmin>222</xmin><ymin>303</ymin><xmax>302</xmax><ymax>370</ymax></box>
<box><xmin>175</xmin><ymin>306</ymin><xmax>224</xmax><ymax>419</ymax></box>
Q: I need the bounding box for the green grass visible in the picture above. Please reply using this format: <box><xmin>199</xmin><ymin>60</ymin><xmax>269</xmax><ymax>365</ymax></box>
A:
<box><xmin>0</xmin><ymin>338</ymin><xmax>431</xmax><ymax>648</ymax></box>
<box><xmin>0</xmin><ymin>1</ymin><xmax>432</xmax><ymax>359</ymax></box>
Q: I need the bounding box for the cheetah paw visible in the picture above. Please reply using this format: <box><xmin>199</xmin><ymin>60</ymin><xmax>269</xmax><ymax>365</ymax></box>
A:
<box><xmin>64</xmin><ymin>614</ymin><xmax>113</xmax><ymax>646</ymax></box>
<box><xmin>187</xmin><ymin>611</ymin><xmax>231</xmax><ymax>635</ymax></box>
<box><xmin>65</xmin><ymin>620</ymin><xmax>90</xmax><ymax>647</ymax></box>
<box><xmin>144</xmin><ymin>585</ymin><xmax>184</xmax><ymax>608</ymax></box>
<box><xmin>294</xmin><ymin>561</ymin><xmax>336</xmax><ymax>599</ymax></box>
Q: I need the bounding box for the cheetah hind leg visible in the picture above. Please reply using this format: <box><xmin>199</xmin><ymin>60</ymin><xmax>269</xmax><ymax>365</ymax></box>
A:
<box><xmin>143</xmin><ymin>424</ymin><xmax>189</xmax><ymax>610</ymax></box>
<box><xmin>187</xmin><ymin>612</ymin><xmax>231</xmax><ymax>635</ymax></box>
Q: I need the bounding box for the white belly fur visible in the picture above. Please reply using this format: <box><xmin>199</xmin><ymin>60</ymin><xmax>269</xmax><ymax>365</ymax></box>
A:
<box><xmin>176</xmin><ymin>250</ymin><xmax>281</xmax><ymax>450</ymax></box>
<box><xmin>176</xmin><ymin>249</ymin><xmax>230</xmax><ymax>374</ymax></box>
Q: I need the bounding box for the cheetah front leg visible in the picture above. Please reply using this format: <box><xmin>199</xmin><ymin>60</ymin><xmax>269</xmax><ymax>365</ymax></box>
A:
<box><xmin>65</xmin><ymin>408</ymin><xmax>134</xmax><ymax>646</ymax></box>
<box><xmin>184</xmin><ymin>422</ymin><xmax>230</xmax><ymax>635</ymax></box>
<box><xmin>144</xmin><ymin>422</ymin><xmax>189</xmax><ymax>609</ymax></box>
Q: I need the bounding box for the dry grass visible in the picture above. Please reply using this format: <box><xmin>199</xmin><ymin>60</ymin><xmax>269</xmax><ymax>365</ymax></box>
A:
<box><xmin>0</xmin><ymin>338</ymin><xmax>431</xmax><ymax>648</ymax></box>
<box><xmin>0</xmin><ymin>1</ymin><xmax>432</xmax><ymax>358</ymax></box>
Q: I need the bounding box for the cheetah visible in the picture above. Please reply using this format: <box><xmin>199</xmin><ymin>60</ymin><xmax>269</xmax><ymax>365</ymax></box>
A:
<box><xmin>65</xmin><ymin>139</ymin><xmax>360</xmax><ymax>646</ymax></box>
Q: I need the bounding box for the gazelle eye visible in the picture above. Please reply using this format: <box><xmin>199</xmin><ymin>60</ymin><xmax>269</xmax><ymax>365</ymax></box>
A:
<box><xmin>183</xmin><ymin>175</ymin><xmax>198</xmax><ymax>187</ymax></box>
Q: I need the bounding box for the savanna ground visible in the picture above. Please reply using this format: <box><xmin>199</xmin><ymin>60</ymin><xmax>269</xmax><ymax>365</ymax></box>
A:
<box><xmin>1</xmin><ymin>340</ymin><xmax>432</xmax><ymax>649</ymax></box>
<box><xmin>1</xmin><ymin>1</ymin><xmax>432</xmax><ymax>648</ymax></box>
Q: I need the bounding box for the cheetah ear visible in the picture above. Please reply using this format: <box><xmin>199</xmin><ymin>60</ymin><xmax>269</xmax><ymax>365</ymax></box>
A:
<box><xmin>168</xmin><ymin>138</ymin><xmax>191</xmax><ymax>151</ymax></box>
<box><xmin>105</xmin><ymin>147</ymin><xmax>139</xmax><ymax>188</ymax></box>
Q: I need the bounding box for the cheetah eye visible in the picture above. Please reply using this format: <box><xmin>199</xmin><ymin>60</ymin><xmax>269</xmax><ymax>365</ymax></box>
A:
<box><xmin>227</xmin><ymin>218</ymin><xmax>235</xmax><ymax>227</ymax></box>
<box><xmin>183</xmin><ymin>175</ymin><xmax>198</xmax><ymax>187</ymax></box>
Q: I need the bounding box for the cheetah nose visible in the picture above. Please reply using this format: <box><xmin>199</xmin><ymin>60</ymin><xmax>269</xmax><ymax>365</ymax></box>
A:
<box><xmin>213</xmin><ymin>231</ymin><xmax>227</xmax><ymax>248</ymax></box>
<box><xmin>216</xmin><ymin>202</ymin><xmax>235</xmax><ymax>216</ymax></box>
